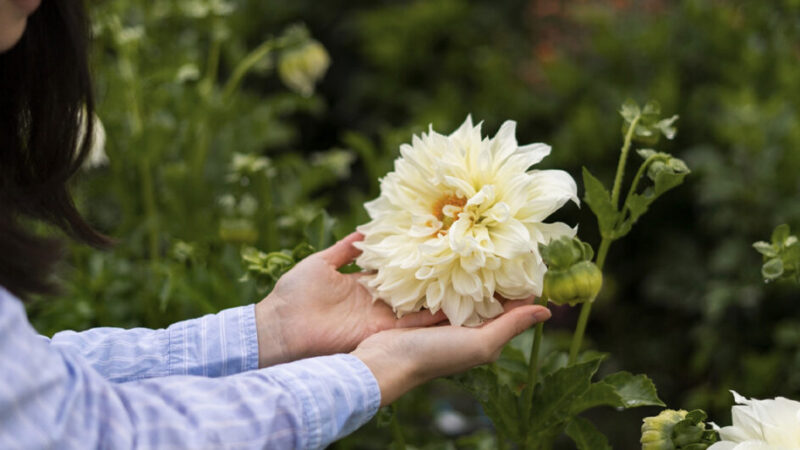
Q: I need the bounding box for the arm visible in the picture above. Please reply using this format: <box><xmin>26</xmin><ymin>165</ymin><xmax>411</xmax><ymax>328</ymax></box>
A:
<box><xmin>46</xmin><ymin>232</ymin><xmax>443</xmax><ymax>382</ymax></box>
<box><xmin>46</xmin><ymin>304</ymin><xmax>260</xmax><ymax>382</ymax></box>
<box><xmin>1</xmin><ymin>289</ymin><xmax>379</xmax><ymax>450</ymax></box>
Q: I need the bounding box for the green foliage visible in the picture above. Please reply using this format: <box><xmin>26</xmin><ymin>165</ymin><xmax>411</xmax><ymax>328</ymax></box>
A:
<box><xmin>754</xmin><ymin>224</ymin><xmax>800</xmax><ymax>283</ymax></box>
<box><xmin>582</xmin><ymin>100</ymin><xmax>687</xmax><ymax>242</ymax></box>
<box><xmin>453</xmin><ymin>352</ymin><xmax>662</xmax><ymax>448</ymax></box>
<box><xmin>565</xmin><ymin>417</ymin><xmax>612</xmax><ymax>450</ymax></box>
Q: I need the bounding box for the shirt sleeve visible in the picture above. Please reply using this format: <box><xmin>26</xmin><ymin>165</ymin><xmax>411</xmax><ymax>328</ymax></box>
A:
<box><xmin>46</xmin><ymin>303</ymin><xmax>260</xmax><ymax>382</ymax></box>
<box><xmin>0</xmin><ymin>288</ymin><xmax>381</xmax><ymax>449</ymax></box>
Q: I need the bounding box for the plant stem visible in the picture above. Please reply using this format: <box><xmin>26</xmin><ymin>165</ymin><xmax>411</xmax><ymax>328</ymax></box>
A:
<box><xmin>568</xmin><ymin>114</ymin><xmax>640</xmax><ymax>364</ymax></box>
<box><xmin>619</xmin><ymin>154</ymin><xmax>659</xmax><ymax>222</ymax></box>
<box><xmin>610</xmin><ymin>115</ymin><xmax>641</xmax><ymax>208</ymax></box>
<box><xmin>200</xmin><ymin>28</ymin><xmax>222</xmax><ymax>99</ymax></box>
<box><xmin>524</xmin><ymin>296</ymin><xmax>548</xmax><ymax>408</ymax></box>
<box><xmin>390</xmin><ymin>404</ymin><xmax>406</xmax><ymax>450</ymax></box>
<box><xmin>222</xmin><ymin>39</ymin><xmax>277</xmax><ymax>100</ymax></box>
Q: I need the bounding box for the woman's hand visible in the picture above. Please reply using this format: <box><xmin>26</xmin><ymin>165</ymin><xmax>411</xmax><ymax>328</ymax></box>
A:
<box><xmin>254</xmin><ymin>232</ymin><xmax>446</xmax><ymax>367</ymax></box>
<box><xmin>352</xmin><ymin>301</ymin><xmax>551</xmax><ymax>406</ymax></box>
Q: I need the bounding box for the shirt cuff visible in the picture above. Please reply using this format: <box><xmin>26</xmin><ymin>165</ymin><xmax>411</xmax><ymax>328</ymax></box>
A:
<box><xmin>168</xmin><ymin>304</ymin><xmax>260</xmax><ymax>377</ymax></box>
<box><xmin>267</xmin><ymin>353</ymin><xmax>381</xmax><ymax>449</ymax></box>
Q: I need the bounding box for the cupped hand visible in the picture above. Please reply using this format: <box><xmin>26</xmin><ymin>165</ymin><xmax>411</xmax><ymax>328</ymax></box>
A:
<box><xmin>352</xmin><ymin>301</ymin><xmax>552</xmax><ymax>406</ymax></box>
<box><xmin>254</xmin><ymin>232</ymin><xmax>447</xmax><ymax>367</ymax></box>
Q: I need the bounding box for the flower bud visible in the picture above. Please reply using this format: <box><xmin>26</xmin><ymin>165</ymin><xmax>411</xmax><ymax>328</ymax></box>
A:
<box><xmin>640</xmin><ymin>409</ymin><xmax>719</xmax><ymax>450</ymax></box>
<box><xmin>278</xmin><ymin>40</ymin><xmax>330</xmax><ymax>97</ymax></box>
<box><xmin>539</xmin><ymin>236</ymin><xmax>602</xmax><ymax>306</ymax></box>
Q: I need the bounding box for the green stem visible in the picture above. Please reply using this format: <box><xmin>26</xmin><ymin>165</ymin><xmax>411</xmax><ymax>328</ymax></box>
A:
<box><xmin>200</xmin><ymin>30</ymin><xmax>222</xmax><ymax>99</ymax></box>
<box><xmin>568</xmin><ymin>301</ymin><xmax>591</xmax><ymax>365</ymax></box>
<box><xmin>568</xmin><ymin>114</ymin><xmax>640</xmax><ymax>364</ymax></box>
<box><xmin>222</xmin><ymin>39</ymin><xmax>277</xmax><ymax>100</ymax></box>
<box><xmin>619</xmin><ymin>154</ymin><xmax>659</xmax><ymax>223</ymax></box>
<box><xmin>568</xmin><ymin>238</ymin><xmax>609</xmax><ymax>365</ymax></box>
<box><xmin>524</xmin><ymin>296</ymin><xmax>548</xmax><ymax>413</ymax></box>
<box><xmin>390</xmin><ymin>404</ymin><xmax>406</xmax><ymax>450</ymax></box>
<box><xmin>610</xmin><ymin>115</ymin><xmax>641</xmax><ymax>208</ymax></box>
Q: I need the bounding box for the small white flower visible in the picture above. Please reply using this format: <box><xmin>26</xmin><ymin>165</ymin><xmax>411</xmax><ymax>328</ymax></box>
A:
<box><xmin>355</xmin><ymin>116</ymin><xmax>578</xmax><ymax>326</ymax></box>
<box><xmin>278</xmin><ymin>40</ymin><xmax>330</xmax><ymax>98</ymax></box>
<box><xmin>709</xmin><ymin>391</ymin><xmax>800</xmax><ymax>450</ymax></box>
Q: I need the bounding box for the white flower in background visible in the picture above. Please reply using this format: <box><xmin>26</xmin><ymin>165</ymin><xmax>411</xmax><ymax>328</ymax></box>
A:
<box><xmin>78</xmin><ymin>111</ymin><xmax>108</xmax><ymax>170</ymax></box>
<box><xmin>355</xmin><ymin>116</ymin><xmax>578</xmax><ymax>326</ymax></box>
<box><xmin>709</xmin><ymin>391</ymin><xmax>800</xmax><ymax>450</ymax></box>
<box><xmin>278</xmin><ymin>39</ymin><xmax>330</xmax><ymax>97</ymax></box>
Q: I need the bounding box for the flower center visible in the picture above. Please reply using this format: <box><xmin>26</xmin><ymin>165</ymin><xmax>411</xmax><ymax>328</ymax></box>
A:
<box><xmin>432</xmin><ymin>194</ymin><xmax>467</xmax><ymax>231</ymax></box>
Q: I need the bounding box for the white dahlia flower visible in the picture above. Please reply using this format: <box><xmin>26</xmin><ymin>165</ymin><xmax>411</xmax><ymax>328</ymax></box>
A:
<box><xmin>355</xmin><ymin>116</ymin><xmax>578</xmax><ymax>326</ymax></box>
<box><xmin>709</xmin><ymin>391</ymin><xmax>800</xmax><ymax>450</ymax></box>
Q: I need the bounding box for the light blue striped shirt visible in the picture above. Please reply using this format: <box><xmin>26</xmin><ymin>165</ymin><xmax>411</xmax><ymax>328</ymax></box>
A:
<box><xmin>0</xmin><ymin>286</ymin><xmax>381</xmax><ymax>449</ymax></box>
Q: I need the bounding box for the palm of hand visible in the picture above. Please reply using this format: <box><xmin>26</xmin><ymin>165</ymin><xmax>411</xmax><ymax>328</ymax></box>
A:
<box><xmin>262</xmin><ymin>233</ymin><xmax>444</xmax><ymax>362</ymax></box>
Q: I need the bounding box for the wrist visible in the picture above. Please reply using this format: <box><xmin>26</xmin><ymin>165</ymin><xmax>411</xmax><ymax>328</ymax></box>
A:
<box><xmin>351</xmin><ymin>345</ymin><xmax>421</xmax><ymax>407</ymax></box>
<box><xmin>254</xmin><ymin>295</ymin><xmax>292</xmax><ymax>367</ymax></box>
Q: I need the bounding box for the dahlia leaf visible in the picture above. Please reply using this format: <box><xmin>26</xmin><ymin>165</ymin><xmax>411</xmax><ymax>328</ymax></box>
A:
<box><xmin>565</xmin><ymin>417</ymin><xmax>612</xmax><ymax>450</ymax></box>
<box><xmin>600</xmin><ymin>371</ymin><xmax>665</xmax><ymax>408</ymax></box>
<box><xmin>529</xmin><ymin>359</ymin><xmax>602</xmax><ymax>432</ymax></box>
<box><xmin>569</xmin><ymin>372</ymin><xmax>664</xmax><ymax>414</ymax></box>
<box><xmin>450</xmin><ymin>367</ymin><xmax>522</xmax><ymax>441</ymax></box>
<box><xmin>582</xmin><ymin>167</ymin><xmax>619</xmax><ymax>239</ymax></box>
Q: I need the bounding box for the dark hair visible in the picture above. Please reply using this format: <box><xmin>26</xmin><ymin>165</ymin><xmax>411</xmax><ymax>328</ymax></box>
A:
<box><xmin>0</xmin><ymin>0</ymin><xmax>109</xmax><ymax>300</ymax></box>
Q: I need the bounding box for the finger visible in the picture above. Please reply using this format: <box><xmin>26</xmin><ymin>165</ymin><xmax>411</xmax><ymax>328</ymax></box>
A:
<box><xmin>318</xmin><ymin>232</ymin><xmax>364</xmax><ymax>268</ymax></box>
<box><xmin>502</xmin><ymin>297</ymin><xmax>537</xmax><ymax>312</ymax></box>
<box><xmin>478</xmin><ymin>305</ymin><xmax>551</xmax><ymax>349</ymax></box>
<box><xmin>494</xmin><ymin>293</ymin><xmax>536</xmax><ymax>304</ymax></box>
<box><xmin>395</xmin><ymin>309</ymin><xmax>448</xmax><ymax>328</ymax></box>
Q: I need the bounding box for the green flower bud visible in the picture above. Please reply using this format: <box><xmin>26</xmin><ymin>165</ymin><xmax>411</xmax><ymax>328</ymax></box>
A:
<box><xmin>641</xmin><ymin>409</ymin><xmax>719</xmax><ymax>450</ymax></box>
<box><xmin>539</xmin><ymin>236</ymin><xmax>602</xmax><ymax>306</ymax></box>
<box><xmin>278</xmin><ymin>40</ymin><xmax>330</xmax><ymax>97</ymax></box>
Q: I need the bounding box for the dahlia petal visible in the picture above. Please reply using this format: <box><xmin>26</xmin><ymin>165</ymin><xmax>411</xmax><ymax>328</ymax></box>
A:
<box><xmin>442</xmin><ymin>293</ymin><xmax>475</xmax><ymax>327</ymax></box>
<box><xmin>475</xmin><ymin>297</ymin><xmax>504</xmax><ymax>320</ymax></box>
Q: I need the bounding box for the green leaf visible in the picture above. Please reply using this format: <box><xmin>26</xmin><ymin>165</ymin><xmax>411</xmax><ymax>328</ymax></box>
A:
<box><xmin>619</xmin><ymin>99</ymin><xmax>640</xmax><ymax>122</ymax></box>
<box><xmin>753</xmin><ymin>241</ymin><xmax>777</xmax><ymax>257</ymax></box>
<box><xmin>539</xmin><ymin>351</ymin><xmax>569</xmax><ymax>378</ymax></box>
<box><xmin>569</xmin><ymin>381</ymin><xmax>620</xmax><ymax>414</ymax></box>
<box><xmin>772</xmin><ymin>224</ymin><xmax>791</xmax><ymax>246</ymax></box>
<box><xmin>653</xmin><ymin>165</ymin><xmax>689</xmax><ymax>197</ymax></box>
<box><xmin>582</xmin><ymin>167</ymin><xmax>619</xmax><ymax>239</ymax></box>
<box><xmin>565</xmin><ymin>417</ymin><xmax>612</xmax><ymax>450</ymax></box>
<box><xmin>450</xmin><ymin>367</ymin><xmax>522</xmax><ymax>441</ymax></box>
<box><xmin>655</xmin><ymin>115</ymin><xmax>679</xmax><ymax>140</ymax></box>
<box><xmin>625</xmin><ymin>192</ymin><xmax>651</xmax><ymax>221</ymax></box>
<box><xmin>529</xmin><ymin>359</ymin><xmax>602</xmax><ymax>432</ymax></box>
<box><xmin>762</xmin><ymin>258</ymin><xmax>784</xmax><ymax>280</ymax></box>
<box><xmin>495</xmin><ymin>345</ymin><xmax>528</xmax><ymax>389</ymax></box>
<box><xmin>303</xmin><ymin>209</ymin><xmax>336</xmax><ymax>251</ymax></box>
<box><xmin>637</xmin><ymin>148</ymin><xmax>657</xmax><ymax>160</ymax></box>
<box><xmin>569</xmin><ymin>371</ymin><xmax>664</xmax><ymax>414</ymax></box>
<box><xmin>601</xmin><ymin>372</ymin><xmax>665</xmax><ymax>408</ymax></box>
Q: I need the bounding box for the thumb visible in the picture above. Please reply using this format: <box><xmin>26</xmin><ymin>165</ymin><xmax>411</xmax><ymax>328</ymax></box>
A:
<box><xmin>479</xmin><ymin>305</ymin><xmax>551</xmax><ymax>351</ymax></box>
<box><xmin>317</xmin><ymin>232</ymin><xmax>364</xmax><ymax>268</ymax></box>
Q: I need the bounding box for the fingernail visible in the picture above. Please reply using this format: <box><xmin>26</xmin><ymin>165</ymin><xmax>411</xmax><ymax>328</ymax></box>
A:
<box><xmin>533</xmin><ymin>309</ymin><xmax>552</xmax><ymax>322</ymax></box>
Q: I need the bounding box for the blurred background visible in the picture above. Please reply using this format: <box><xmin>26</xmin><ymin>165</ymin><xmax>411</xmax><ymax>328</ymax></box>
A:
<box><xmin>27</xmin><ymin>0</ymin><xmax>800</xmax><ymax>447</ymax></box>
